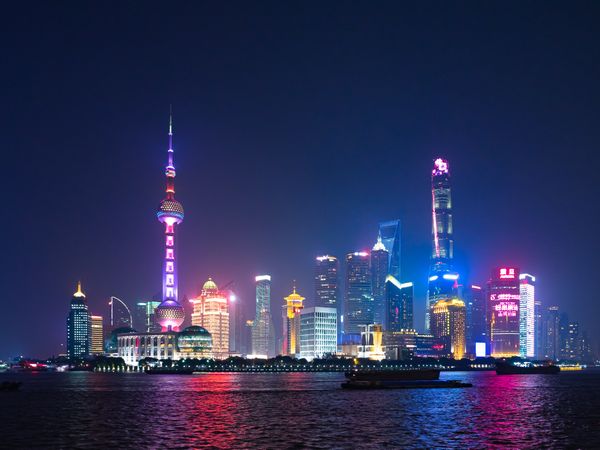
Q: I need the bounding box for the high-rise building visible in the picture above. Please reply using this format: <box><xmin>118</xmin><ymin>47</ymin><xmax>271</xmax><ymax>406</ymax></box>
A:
<box><xmin>90</xmin><ymin>315</ymin><xmax>104</xmax><ymax>355</ymax></box>
<box><xmin>430</xmin><ymin>298</ymin><xmax>466</xmax><ymax>359</ymax></box>
<box><xmin>242</xmin><ymin>320</ymin><xmax>253</xmax><ymax>356</ymax></box>
<box><xmin>67</xmin><ymin>282</ymin><xmax>90</xmax><ymax>359</ymax></box>
<box><xmin>344</xmin><ymin>252</ymin><xmax>372</xmax><ymax>339</ymax></box>
<box><xmin>384</xmin><ymin>275</ymin><xmax>413</xmax><ymax>331</ymax></box>
<box><xmin>378</xmin><ymin>220</ymin><xmax>401</xmax><ymax>279</ymax></box>
<box><xmin>488</xmin><ymin>267</ymin><xmax>520</xmax><ymax>357</ymax></box>
<box><xmin>299</xmin><ymin>306</ymin><xmax>337</xmax><ymax>360</ymax></box>
<box><xmin>544</xmin><ymin>306</ymin><xmax>560</xmax><ymax>360</ymax></box>
<box><xmin>464</xmin><ymin>284</ymin><xmax>486</xmax><ymax>357</ymax></box>
<box><xmin>371</xmin><ymin>235</ymin><xmax>389</xmax><ymax>326</ymax></box>
<box><xmin>135</xmin><ymin>301</ymin><xmax>161</xmax><ymax>333</ymax></box>
<box><xmin>534</xmin><ymin>299</ymin><xmax>544</xmax><ymax>359</ymax></box>
<box><xmin>519</xmin><ymin>274</ymin><xmax>536</xmax><ymax>358</ymax></box>
<box><xmin>227</xmin><ymin>290</ymin><xmax>242</xmax><ymax>355</ymax></box>
<box><xmin>430</xmin><ymin>158</ymin><xmax>453</xmax><ymax>271</ymax></box>
<box><xmin>190</xmin><ymin>278</ymin><xmax>230</xmax><ymax>359</ymax></box>
<box><xmin>282</xmin><ymin>286</ymin><xmax>305</xmax><ymax>356</ymax></box>
<box><xmin>564</xmin><ymin>321</ymin><xmax>580</xmax><ymax>361</ymax></box>
<box><xmin>314</xmin><ymin>256</ymin><xmax>339</xmax><ymax>308</ymax></box>
<box><xmin>427</xmin><ymin>273</ymin><xmax>459</xmax><ymax>331</ymax></box>
<box><xmin>155</xmin><ymin>114</ymin><xmax>185</xmax><ymax>332</ymax></box>
<box><xmin>252</xmin><ymin>275</ymin><xmax>275</xmax><ymax>357</ymax></box>
<box><xmin>426</xmin><ymin>158</ymin><xmax>457</xmax><ymax>331</ymax></box>
<box><xmin>558</xmin><ymin>313</ymin><xmax>569</xmax><ymax>360</ymax></box>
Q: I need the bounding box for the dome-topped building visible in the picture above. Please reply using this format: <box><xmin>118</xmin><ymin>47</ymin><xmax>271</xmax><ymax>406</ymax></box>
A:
<box><xmin>177</xmin><ymin>326</ymin><xmax>213</xmax><ymax>359</ymax></box>
<box><xmin>202</xmin><ymin>277</ymin><xmax>218</xmax><ymax>292</ymax></box>
<box><xmin>190</xmin><ymin>278</ymin><xmax>230</xmax><ymax>359</ymax></box>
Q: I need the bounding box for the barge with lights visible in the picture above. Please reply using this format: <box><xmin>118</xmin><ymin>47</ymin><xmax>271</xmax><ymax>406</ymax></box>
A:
<box><xmin>341</xmin><ymin>369</ymin><xmax>472</xmax><ymax>389</ymax></box>
<box><xmin>496</xmin><ymin>361</ymin><xmax>560</xmax><ymax>375</ymax></box>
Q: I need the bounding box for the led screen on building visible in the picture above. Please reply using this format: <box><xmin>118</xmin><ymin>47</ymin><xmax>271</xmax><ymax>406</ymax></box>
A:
<box><xmin>488</xmin><ymin>267</ymin><xmax>520</xmax><ymax>357</ymax></box>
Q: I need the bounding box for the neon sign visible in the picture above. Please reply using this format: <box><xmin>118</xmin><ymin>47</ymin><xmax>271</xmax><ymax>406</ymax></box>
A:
<box><xmin>499</xmin><ymin>268</ymin><xmax>516</xmax><ymax>279</ymax></box>
<box><xmin>490</xmin><ymin>293</ymin><xmax>520</xmax><ymax>301</ymax></box>
<box><xmin>493</xmin><ymin>302</ymin><xmax>518</xmax><ymax>317</ymax></box>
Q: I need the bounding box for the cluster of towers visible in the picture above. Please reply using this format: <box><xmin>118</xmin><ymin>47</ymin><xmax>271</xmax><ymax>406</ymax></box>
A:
<box><xmin>66</xmin><ymin>119</ymin><xmax>593</xmax><ymax>365</ymax></box>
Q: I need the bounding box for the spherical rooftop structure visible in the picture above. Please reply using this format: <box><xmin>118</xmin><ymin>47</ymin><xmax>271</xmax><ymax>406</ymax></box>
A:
<box><xmin>155</xmin><ymin>299</ymin><xmax>185</xmax><ymax>331</ymax></box>
<box><xmin>157</xmin><ymin>199</ymin><xmax>184</xmax><ymax>224</ymax></box>
<box><xmin>203</xmin><ymin>278</ymin><xmax>218</xmax><ymax>292</ymax></box>
<box><xmin>177</xmin><ymin>326</ymin><xmax>212</xmax><ymax>354</ymax></box>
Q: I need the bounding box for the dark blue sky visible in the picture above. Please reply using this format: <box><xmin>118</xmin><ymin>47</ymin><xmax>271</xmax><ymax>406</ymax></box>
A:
<box><xmin>4</xmin><ymin>2</ymin><xmax>600</xmax><ymax>358</ymax></box>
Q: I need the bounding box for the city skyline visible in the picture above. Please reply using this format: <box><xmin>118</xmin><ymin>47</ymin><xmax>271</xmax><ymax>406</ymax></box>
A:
<box><xmin>5</xmin><ymin>3</ymin><xmax>600</xmax><ymax>359</ymax></box>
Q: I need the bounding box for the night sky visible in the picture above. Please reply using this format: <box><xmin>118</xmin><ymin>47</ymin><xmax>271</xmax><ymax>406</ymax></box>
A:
<box><xmin>4</xmin><ymin>2</ymin><xmax>600</xmax><ymax>358</ymax></box>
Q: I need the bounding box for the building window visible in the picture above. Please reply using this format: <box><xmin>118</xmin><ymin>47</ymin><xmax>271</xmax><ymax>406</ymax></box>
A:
<box><xmin>166</xmin><ymin>261</ymin><xmax>174</xmax><ymax>273</ymax></box>
<box><xmin>166</xmin><ymin>274</ymin><xmax>174</xmax><ymax>286</ymax></box>
<box><xmin>166</xmin><ymin>236</ymin><xmax>174</xmax><ymax>247</ymax></box>
<box><xmin>166</xmin><ymin>249</ymin><xmax>174</xmax><ymax>259</ymax></box>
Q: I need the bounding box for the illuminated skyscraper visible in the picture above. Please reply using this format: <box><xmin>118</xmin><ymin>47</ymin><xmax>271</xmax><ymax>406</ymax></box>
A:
<box><xmin>190</xmin><ymin>278</ymin><xmax>230</xmax><ymax>359</ymax></box>
<box><xmin>378</xmin><ymin>220</ymin><xmax>401</xmax><ymax>279</ymax></box>
<box><xmin>543</xmin><ymin>306</ymin><xmax>560</xmax><ymax>360</ymax></box>
<box><xmin>282</xmin><ymin>286</ymin><xmax>305</xmax><ymax>356</ymax></box>
<box><xmin>426</xmin><ymin>158</ymin><xmax>457</xmax><ymax>330</ymax></box>
<box><xmin>344</xmin><ymin>252</ymin><xmax>372</xmax><ymax>338</ymax></box>
<box><xmin>90</xmin><ymin>315</ymin><xmax>104</xmax><ymax>355</ymax></box>
<box><xmin>384</xmin><ymin>275</ymin><xmax>413</xmax><ymax>331</ymax></box>
<box><xmin>464</xmin><ymin>284</ymin><xmax>486</xmax><ymax>356</ymax></box>
<box><xmin>299</xmin><ymin>307</ymin><xmax>337</xmax><ymax>360</ymax></box>
<box><xmin>252</xmin><ymin>275</ymin><xmax>275</xmax><ymax>357</ymax></box>
<box><xmin>155</xmin><ymin>114</ymin><xmax>185</xmax><ymax>331</ymax></box>
<box><xmin>371</xmin><ymin>235</ymin><xmax>389</xmax><ymax>326</ymax></box>
<box><xmin>519</xmin><ymin>274</ymin><xmax>536</xmax><ymax>358</ymax></box>
<box><xmin>430</xmin><ymin>158</ymin><xmax>453</xmax><ymax>271</ymax></box>
<box><xmin>67</xmin><ymin>282</ymin><xmax>90</xmax><ymax>359</ymax></box>
<box><xmin>488</xmin><ymin>267</ymin><xmax>520</xmax><ymax>357</ymax></box>
<box><xmin>534</xmin><ymin>300</ymin><xmax>543</xmax><ymax>359</ymax></box>
<box><xmin>430</xmin><ymin>298</ymin><xmax>466</xmax><ymax>359</ymax></box>
<box><xmin>227</xmin><ymin>290</ymin><xmax>241</xmax><ymax>355</ymax></box>
<box><xmin>135</xmin><ymin>301</ymin><xmax>161</xmax><ymax>332</ymax></box>
<box><xmin>314</xmin><ymin>255</ymin><xmax>339</xmax><ymax>308</ymax></box>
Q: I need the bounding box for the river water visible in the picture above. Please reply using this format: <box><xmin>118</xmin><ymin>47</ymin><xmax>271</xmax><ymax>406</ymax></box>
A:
<box><xmin>1</xmin><ymin>370</ymin><xmax>599</xmax><ymax>448</ymax></box>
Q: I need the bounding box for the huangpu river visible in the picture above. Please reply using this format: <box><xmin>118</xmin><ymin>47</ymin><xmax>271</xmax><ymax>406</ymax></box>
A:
<box><xmin>1</xmin><ymin>370</ymin><xmax>599</xmax><ymax>448</ymax></box>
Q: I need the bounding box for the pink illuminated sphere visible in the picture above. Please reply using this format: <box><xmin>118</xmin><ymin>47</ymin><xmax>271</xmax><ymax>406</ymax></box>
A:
<box><xmin>155</xmin><ymin>300</ymin><xmax>185</xmax><ymax>331</ymax></box>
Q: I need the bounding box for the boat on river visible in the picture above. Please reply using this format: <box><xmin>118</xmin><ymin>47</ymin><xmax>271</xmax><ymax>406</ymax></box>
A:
<box><xmin>341</xmin><ymin>369</ymin><xmax>472</xmax><ymax>389</ymax></box>
<box><xmin>496</xmin><ymin>361</ymin><xmax>560</xmax><ymax>375</ymax></box>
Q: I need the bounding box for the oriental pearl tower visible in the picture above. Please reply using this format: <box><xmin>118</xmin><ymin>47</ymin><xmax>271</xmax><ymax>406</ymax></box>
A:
<box><xmin>155</xmin><ymin>113</ymin><xmax>185</xmax><ymax>331</ymax></box>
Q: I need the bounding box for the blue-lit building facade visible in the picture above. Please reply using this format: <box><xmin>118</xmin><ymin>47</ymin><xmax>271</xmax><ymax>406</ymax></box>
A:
<box><xmin>427</xmin><ymin>158</ymin><xmax>458</xmax><ymax>331</ymax></box>
<box><xmin>385</xmin><ymin>275</ymin><xmax>413</xmax><ymax>332</ymax></box>
<box><xmin>464</xmin><ymin>284</ymin><xmax>487</xmax><ymax>357</ymax></box>
<box><xmin>378</xmin><ymin>220</ymin><xmax>401</xmax><ymax>279</ymax></box>
<box><xmin>344</xmin><ymin>252</ymin><xmax>372</xmax><ymax>341</ymax></box>
<box><xmin>371</xmin><ymin>235</ymin><xmax>389</xmax><ymax>326</ymax></box>
<box><xmin>67</xmin><ymin>282</ymin><xmax>90</xmax><ymax>359</ymax></box>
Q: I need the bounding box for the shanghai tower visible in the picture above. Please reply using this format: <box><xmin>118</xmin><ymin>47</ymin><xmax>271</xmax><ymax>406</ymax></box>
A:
<box><xmin>426</xmin><ymin>158</ymin><xmax>458</xmax><ymax>331</ymax></box>
<box><xmin>154</xmin><ymin>113</ymin><xmax>186</xmax><ymax>331</ymax></box>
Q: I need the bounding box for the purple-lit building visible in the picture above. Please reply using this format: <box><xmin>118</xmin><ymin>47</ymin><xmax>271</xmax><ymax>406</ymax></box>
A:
<box><xmin>488</xmin><ymin>267</ymin><xmax>521</xmax><ymax>357</ymax></box>
<box><xmin>154</xmin><ymin>114</ymin><xmax>185</xmax><ymax>331</ymax></box>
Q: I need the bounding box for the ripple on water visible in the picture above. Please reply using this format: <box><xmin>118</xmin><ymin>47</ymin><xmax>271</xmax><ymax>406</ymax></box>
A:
<box><xmin>1</xmin><ymin>371</ymin><xmax>599</xmax><ymax>448</ymax></box>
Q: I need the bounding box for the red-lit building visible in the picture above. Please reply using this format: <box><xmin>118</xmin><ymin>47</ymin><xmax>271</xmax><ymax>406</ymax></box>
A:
<box><xmin>487</xmin><ymin>267</ymin><xmax>521</xmax><ymax>357</ymax></box>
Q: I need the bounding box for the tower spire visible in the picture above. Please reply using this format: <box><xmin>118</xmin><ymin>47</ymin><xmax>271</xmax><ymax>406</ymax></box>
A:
<box><xmin>167</xmin><ymin>105</ymin><xmax>174</xmax><ymax>169</ymax></box>
<box><xmin>373</xmin><ymin>232</ymin><xmax>387</xmax><ymax>251</ymax></box>
<box><xmin>74</xmin><ymin>281</ymin><xmax>85</xmax><ymax>298</ymax></box>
